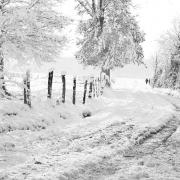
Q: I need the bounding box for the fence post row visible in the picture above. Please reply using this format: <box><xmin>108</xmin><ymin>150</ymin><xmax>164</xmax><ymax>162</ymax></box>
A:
<box><xmin>83</xmin><ymin>80</ymin><xmax>88</xmax><ymax>104</ymax></box>
<box><xmin>22</xmin><ymin>72</ymin><xmax>103</xmax><ymax>107</ymax></box>
<box><xmin>47</xmin><ymin>71</ymin><xmax>54</xmax><ymax>99</ymax></box>
<box><xmin>72</xmin><ymin>77</ymin><xmax>76</xmax><ymax>105</ymax></box>
<box><xmin>62</xmin><ymin>74</ymin><xmax>66</xmax><ymax>103</ymax></box>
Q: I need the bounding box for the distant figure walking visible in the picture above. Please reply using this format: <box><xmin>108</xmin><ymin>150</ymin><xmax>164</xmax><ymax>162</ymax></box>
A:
<box><xmin>148</xmin><ymin>79</ymin><xmax>151</xmax><ymax>85</ymax></box>
<box><xmin>145</xmin><ymin>78</ymin><xmax>148</xmax><ymax>85</ymax></box>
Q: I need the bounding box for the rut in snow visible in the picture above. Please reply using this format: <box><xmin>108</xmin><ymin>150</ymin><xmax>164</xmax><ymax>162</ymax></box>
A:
<box><xmin>61</xmin><ymin>107</ymin><xmax>180</xmax><ymax>180</ymax></box>
<box><xmin>123</xmin><ymin>117</ymin><xmax>179</xmax><ymax>157</ymax></box>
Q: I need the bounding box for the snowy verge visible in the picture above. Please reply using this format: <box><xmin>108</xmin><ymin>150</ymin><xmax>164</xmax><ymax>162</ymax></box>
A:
<box><xmin>0</xmin><ymin>98</ymin><xmax>94</xmax><ymax>135</ymax></box>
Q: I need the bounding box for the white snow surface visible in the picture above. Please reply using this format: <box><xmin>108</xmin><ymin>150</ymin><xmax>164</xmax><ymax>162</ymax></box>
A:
<box><xmin>0</xmin><ymin>77</ymin><xmax>179</xmax><ymax>179</ymax></box>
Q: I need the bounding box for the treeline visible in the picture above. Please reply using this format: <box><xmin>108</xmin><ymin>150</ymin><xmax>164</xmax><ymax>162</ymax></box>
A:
<box><xmin>152</xmin><ymin>20</ymin><xmax>180</xmax><ymax>89</ymax></box>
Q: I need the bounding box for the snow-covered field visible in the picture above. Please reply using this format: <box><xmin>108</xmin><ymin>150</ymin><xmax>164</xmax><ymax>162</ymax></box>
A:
<box><xmin>0</xmin><ymin>76</ymin><xmax>180</xmax><ymax>180</ymax></box>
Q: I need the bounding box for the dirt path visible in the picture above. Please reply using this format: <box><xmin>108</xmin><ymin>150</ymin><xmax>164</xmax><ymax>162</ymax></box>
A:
<box><xmin>60</xmin><ymin>96</ymin><xmax>180</xmax><ymax>180</ymax></box>
<box><xmin>62</xmin><ymin>120</ymin><xmax>180</xmax><ymax>179</ymax></box>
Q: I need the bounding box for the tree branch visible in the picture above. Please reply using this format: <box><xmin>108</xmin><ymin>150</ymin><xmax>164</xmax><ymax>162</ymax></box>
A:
<box><xmin>76</xmin><ymin>0</ymin><xmax>93</xmax><ymax>17</ymax></box>
<box><xmin>28</xmin><ymin>0</ymin><xmax>40</xmax><ymax>9</ymax></box>
<box><xmin>92</xmin><ymin>0</ymin><xmax>96</xmax><ymax>13</ymax></box>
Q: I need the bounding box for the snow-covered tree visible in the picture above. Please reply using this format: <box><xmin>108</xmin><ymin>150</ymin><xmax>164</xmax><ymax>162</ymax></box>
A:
<box><xmin>153</xmin><ymin>20</ymin><xmax>180</xmax><ymax>89</ymax></box>
<box><xmin>0</xmin><ymin>0</ymin><xmax>69</xmax><ymax>94</ymax></box>
<box><xmin>75</xmin><ymin>0</ymin><xmax>145</xmax><ymax>85</ymax></box>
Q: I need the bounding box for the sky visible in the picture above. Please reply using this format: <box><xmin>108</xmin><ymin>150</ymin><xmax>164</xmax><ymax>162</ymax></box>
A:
<box><xmin>134</xmin><ymin>0</ymin><xmax>180</xmax><ymax>60</ymax></box>
<box><xmin>12</xmin><ymin>0</ymin><xmax>180</xmax><ymax>78</ymax></box>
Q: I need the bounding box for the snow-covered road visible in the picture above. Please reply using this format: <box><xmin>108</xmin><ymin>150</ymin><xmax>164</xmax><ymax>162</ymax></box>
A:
<box><xmin>0</xmin><ymin>79</ymin><xmax>180</xmax><ymax>179</ymax></box>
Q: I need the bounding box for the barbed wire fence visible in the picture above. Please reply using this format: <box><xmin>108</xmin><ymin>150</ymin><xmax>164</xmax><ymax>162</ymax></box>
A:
<box><xmin>3</xmin><ymin>70</ymin><xmax>107</xmax><ymax>107</ymax></box>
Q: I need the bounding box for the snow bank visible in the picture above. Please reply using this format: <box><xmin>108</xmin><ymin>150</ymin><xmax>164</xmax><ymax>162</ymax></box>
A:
<box><xmin>0</xmin><ymin>98</ymin><xmax>92</xmax><ymax>135</ymax></box>
<box><xmin>154</xmin><ymin>87</ymin><xmax>180</xmax><ymax>98</ymax></box>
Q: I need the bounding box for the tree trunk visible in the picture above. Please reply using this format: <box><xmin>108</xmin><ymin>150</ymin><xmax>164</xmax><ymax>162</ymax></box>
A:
<box><xmin>99</xmin><ymin>0</ymin><xmax>104</xmax><ymax>32</ymax></box>
<box><xmin>96</xmin><ymin>0</ymin><xmax>104</xmax><ymax>37</ymax></box>
<box><xmin>0</xmin><ymin>3</ymin><xmax>5</xmax><ymax>94</ymax></box>
<box><xmin>152</xmin><ymin>55</ymin><xmax>158</xmax><ymax>88</ymax></box>
<box><xmin>101</xmin><ymin>67</ymin><xmax>111</xmax><ymax>87</ymax></box>
<box><xmin>92</xmin><ymin>0</ymin><xmax>96</xmax><ymax>13</ymax></box>
<box><xmin>170</xmin><ymin>60</ymin><xmax>180</xmax><ymax>89</ymax></box>
<box><xmin>0</xmin><ymin>47</ymin><xmax>6</xmax><ymax>95</ymax></box>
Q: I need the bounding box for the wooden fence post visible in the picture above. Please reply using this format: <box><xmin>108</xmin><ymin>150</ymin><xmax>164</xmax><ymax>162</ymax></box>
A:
<box><xmin>88</xmin><ymin>78</ymin><xmax>93</xmax><ymax>99</ymax></box>
<box><xmin>26</xmin><ymin>70</ymin><xmax>31</xmax><ymax>107</ymax></box>
<box><xmin>62</xmin><ymin>74</ymin><xmax>66</xmax><ymax>103</ymax></box>
<box><xmin>23</xmin><ymin>77</ymin><xmax>27</xmax><ymax>104</ymax></box>
<box><xmin>97</xmin><ymin>78</ymin><xmax>100</xmax><ymax>97</ymax></box>
<box><xmin>72</xmin><ymin>77</ymin><xmax>76</xmax><ymax>105</ymax></box>
<box><xmin>83</xmin><ymin>80</ymin><xmax>88</xmax><ymax>104</ymax></box>
<box><xmin>95</xmin><ymin>79</ymin><xmax>98</xmax><ymax>97</ymax></box>
<box><xmin>47</xmin><ymin>71</ymin><xmax>53</xmax><ymax>99</ymax></box>
<box><xmin>93</xmin><ymin>78</ymin><xmax>96</xmax><ymax>98</ymax></box>
<box><xmin>100</xmin><ymin>77</ymin><xmax>103</xmax><ymax>95</ymax></box>
<box><xmin>96</xmin><ymin>78</ymin><xmax>99</xmax><ymax>97</ymax></box>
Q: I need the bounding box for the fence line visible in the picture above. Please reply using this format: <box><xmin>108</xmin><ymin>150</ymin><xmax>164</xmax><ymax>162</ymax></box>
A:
<box><xmin>4</xmin><ymin>71</ymin><xmax>107</xmax><ymax>107</ymax></box>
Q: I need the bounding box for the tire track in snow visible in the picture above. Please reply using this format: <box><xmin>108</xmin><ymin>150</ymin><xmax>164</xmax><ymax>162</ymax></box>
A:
<box><xmin>123</xmin><ymin>117</ymin><xmax>178</xmax><ymax>157</ymax></box>
<box><xmin>60</xmin><ymin>100</ymin><xmax>180</xmax><ymax>180</ymax></box>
